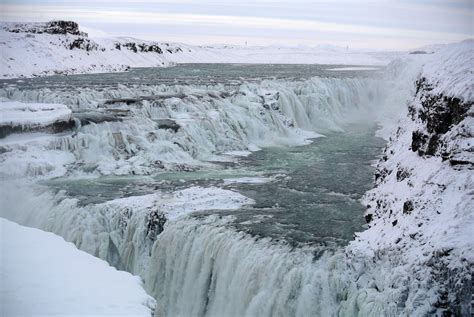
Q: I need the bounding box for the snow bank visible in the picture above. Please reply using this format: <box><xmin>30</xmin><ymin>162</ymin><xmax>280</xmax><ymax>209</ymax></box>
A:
<box><xmin>0</xmin><ymin>217</ymin><xmax>155</xmax><ymax>316</ymax></box>
<box><xmin>420</xmin><ymin>39</ymin><xmax>473</xmax><ymax>101</ymax></box>
<box><xmin>0</xmin><ymin>101</ymin><xmax>71</xmax><ymax>127</ymax></box>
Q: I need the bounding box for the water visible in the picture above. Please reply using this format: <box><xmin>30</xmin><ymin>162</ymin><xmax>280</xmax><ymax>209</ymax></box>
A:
<box><xmin>0</xmin><ymin>63</ymin><xmax>383</xmax><ymax>89</ymax></box>
<box><xmin>1</xmin><ymin>64</ymin><xmax>395</xmax><ymax>316</ymax></box>
<box><xmin>43</xmin><ymin>123</ymin><xmax>383</xmax><ymax>249</ymax></box>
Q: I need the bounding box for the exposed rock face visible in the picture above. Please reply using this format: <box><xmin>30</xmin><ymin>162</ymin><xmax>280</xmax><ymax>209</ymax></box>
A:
<box><xmin>69</xmin><ymin>38</ymin><xmax>99</xmax><ymax>51</ymax></box>
<box><xmin>410</xmin><ymin>77</ymin><xmax>473</xmax><ymax>163</ymax></box>
<box><xmin>4</xmin><ymin>21</ymin><xmax>86</xmax><ymax>36</ymax></box>
<box><xmin>115</xmin><ymin>42</ymin><xmax>163</xmax><ymax>54</ymax></box>
<box><xmin>0</xmin><ymin>119</ymin><xmax>75</xmax><ymax>139</ymax></box>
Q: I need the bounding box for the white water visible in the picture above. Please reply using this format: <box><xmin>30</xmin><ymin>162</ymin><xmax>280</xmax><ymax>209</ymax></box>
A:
<box><xmin>147</xmin><ymin>216</ymin><xmax>346</xmax><ymax>317</ymax></box>
<box><xmin>0</xmin><ymin>76</ymin><xmax>389</xmax><ymax>179</ymax></box>
<box><xmin>0</xmin><ymin>68</ymin><xmax>421</xmax><ymax>316</ymax></box>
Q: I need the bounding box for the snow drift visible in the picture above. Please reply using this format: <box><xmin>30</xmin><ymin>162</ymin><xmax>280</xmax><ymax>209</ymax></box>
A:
<box><xmin>0</xmin><ymin>218</ymin><xmax>156</xmax><ymax>316</ymax></box>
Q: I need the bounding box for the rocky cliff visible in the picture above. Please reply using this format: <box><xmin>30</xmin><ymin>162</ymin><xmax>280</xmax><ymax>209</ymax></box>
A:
<box><xmin>355</xmin><ymin>40</ymin><xmax>473</xmax><ymax>315</ymax></box>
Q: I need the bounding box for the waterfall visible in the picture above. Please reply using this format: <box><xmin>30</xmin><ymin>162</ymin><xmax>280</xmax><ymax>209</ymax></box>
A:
<box><xmin>0</xmin><ymin>71</ymin><xmax>424</xmax><ymax>316</ymax></box>
<box><xmin>0</xmin><ymin>76</ymin><xmax>391</xmax><ymax>180</ymax></box>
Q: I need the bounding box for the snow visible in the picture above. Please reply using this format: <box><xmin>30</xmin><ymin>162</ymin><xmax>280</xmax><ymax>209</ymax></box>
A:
<box><xmin>0</xmin><ymin>217</ymin><xmax>156</xmax><ymax>317</ymax></box>
<box><xmin>223</xmin><ymin>150</ymin><xmax>253</xmax><ymax>157</ymax></box>
<box><xmin>0</xmin><ymin>101</ymin><xmax>71</xmax><ymax>127</ymax></box>
<box><xmin>346</xmin><ymin>39</ymin><xmax>474</xmax><ymax>314</ymax></box>
<box><xmin>222</xmin><ymin>176</ymin><xmax>273</xmax><ymax>185</ymax></box>
<box><xmin>166</xmin><ymin>44</ymin><xmax>400</xmax><ymax>66</ymax></box>
<box><xmin>326</xmin><ymin>66</ymin><xmax>382</xmax><ymax>71</ymax></box>
<box><xmin>0</xmin><ymin>21</ymin><xmax>401</xmax><ymax>79</ymax></box>
<box><xmin>103</xmin><ymin>186</ymin><xmax>254</xmax><ymax>221</ymax></box>
<box><xmin>420</xmin><ymin>39</ymin><xmax>473</xmax><ymax>102</ymax></box>
<box><xmin>0</xmin><ymin>20</ymin><xmax>472</xmax><ymax>314</ymax></box>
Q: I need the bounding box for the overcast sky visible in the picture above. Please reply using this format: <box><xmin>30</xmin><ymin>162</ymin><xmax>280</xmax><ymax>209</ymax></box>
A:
<box><xmin>1</xmin><ymin>0</ymin><xmax>472</xmax><ymax>50</ymax></box>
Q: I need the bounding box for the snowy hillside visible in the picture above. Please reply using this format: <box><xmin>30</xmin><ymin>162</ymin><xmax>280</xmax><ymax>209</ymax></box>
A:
<box><xmin>0</xmin><ymin>21</ymin><xmax>189</xmax><ymax>78</ymax></box>
<box><xmin>0</xmin><ymin>218</ymin><xmax>156</xmax><ymax>316</ymax></box>
<box><xmin>352</xmin><ymin>40</ymin><xmax>474</xmax><ymax>315</ymax></box>
<box><xmin>0</xmin><ymin>20</ymin><xmax>399</xmax><ymax>79</ymax></box>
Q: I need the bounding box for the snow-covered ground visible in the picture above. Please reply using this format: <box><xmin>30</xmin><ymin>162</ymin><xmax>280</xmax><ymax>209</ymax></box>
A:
<box><xmin>0</xmin><ymin>217</ymin><xmax>156</xmax><ymax>317</ymax></box>
<box><xmin>0</xmin><ymin>21</ymin><xmax>400</xmax><ymax>78</ymax></box>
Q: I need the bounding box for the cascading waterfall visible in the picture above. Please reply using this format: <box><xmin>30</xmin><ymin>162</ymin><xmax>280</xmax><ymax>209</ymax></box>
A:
<box><xmin>0</xmin><ymin>76</ymin><xmax>389</xmax><ymax>179</ymax></box>
<box><xmin>0</xmin><ymin>72</ymin><xmax>417</xmax><ymax>316</ymax></box>
<box><xmin>146</xmin><ymin>216</ymin><xmax>350</xmax><ymax>317</ymax></box>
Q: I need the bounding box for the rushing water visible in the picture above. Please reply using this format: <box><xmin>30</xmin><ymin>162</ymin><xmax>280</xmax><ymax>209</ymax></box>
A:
<box><xmin>44</xmin><ymin>123</ymin><xmax>384</xmax><ymax>249</ymax></box>
<box><xmin>1</xmin><ymin>64</ymin><xmax>397</xmax><ymax>316</ymax></box>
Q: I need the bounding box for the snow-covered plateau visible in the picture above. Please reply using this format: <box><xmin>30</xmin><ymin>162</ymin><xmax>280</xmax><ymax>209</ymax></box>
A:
<box><xmin>0</xmin><ymin>20</ymin><xmax>472</xmax><ymax>317</ymax></box>
<box><xmin>1</xmin><ymin>21</ymin><xmax>398</xmax><ymax>79</ymax></box>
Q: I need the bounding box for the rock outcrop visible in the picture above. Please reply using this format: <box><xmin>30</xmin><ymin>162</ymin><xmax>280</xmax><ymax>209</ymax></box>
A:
<box><xmin>4</xmin><ymin>21</ymin><xmax>86</xmax><ymax>36</ymax></box>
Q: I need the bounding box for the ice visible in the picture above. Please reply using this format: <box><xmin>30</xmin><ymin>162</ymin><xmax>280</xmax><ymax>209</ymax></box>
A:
<box><xmin>222</xmin><ymin>176</ymin><xmax>273</xmax><ymax>185</ymax></box>
<box><xmin>0</xmin><ymin>181</ymin><xmax>254</xmax><ymax>279</ymax></box>
<box><xmin>223</xmin><ymin>150</ymin><xmax>253</xmax><ymax>157</ymax></box>
<box><xmin>0</xmin><ymin>76</ymin><xmax>393</xmax><ymax>179</ymax></box>
<box><xmin>0</xmin><ymin>218</ymin><xmax>155</xmax><ymax>316</ymax></box>
<box><xmin>0</xmin><ymin>101</ymin><xmax>71</xmax><ymax>127</ymax></box>
<box><xmin>326</xmin><ymin>67</ymin><xmax>381</xmax><ymax>71</ymax></box>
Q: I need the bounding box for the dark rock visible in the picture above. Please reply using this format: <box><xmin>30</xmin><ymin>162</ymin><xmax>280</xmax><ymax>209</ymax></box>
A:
<box><xmin>73</xmin><ymin>111</ymin><xmax>124</xmax><ymax>125</ymax></box>
<box><xmin>365</xmin><ymin>213</ymin><xmax>373</xmax><ymax>223</ymax></box>
<box><xmin>155</xmin><ymin>119</ymin><xmax>180</xmax><ymax>132</ymax></box>
<box><xmin>104</xmin><ymin>98</ymin><xmax>142</xmax><ymax>105</ymax></box>
<box><xmin>392</xmin><ymin>219</ymin><xmax>398</xmax><ymax>226</ymax></box>
<box><xmin>123</xmin><ymin>42</ymin><xmax>138</xmax><ymax>53</ymax></box>
<box><xmin>117</xmin><ymin>42</ymin><xmax>164</xmax><ymax>54</ymax></box>
<box><xmin>396</xmin><ymin>168</ymin><xmax>410</xmax><ymax>182</ymax></box>
<box><xmin>374</xmin><ymin>167</ymin><xmax>390</xmax><ymax>184</ymax></box>
<box><xmin>6</xmin><ymin>20</ymin><xmax>86</xmax><ymax>36</ymax></box>
<box><xmin>425</xmin><ymin>134</ymin><xmax>440</xmax><ymax>156</ymax></box>
<box><xmin>403</xmin><ymin>200</ymin><xmax>414</xmax><ymax>214</ymax></box>
<box><xmin>69</xmin><ymin>38</ymin><xmax>98</xmax><ymax>51</ymax></box>
<box><xmin>145</xmin><ymin>209</ymin><xmax>167</xmax><ymax>243</ymax></box>
<box><xmin>0</xmin><ymin>119</ymin><xmax>75</xmax><ymax>139</ymax></box>
<box><xmin>411</xmin><ymin>78</ymin><xmax>472</xmax><ymax>158</ymax></box>
<box><xmin>449</xmin><ymin>159</ymin><xmax>472</xmax><ymax>166</ymax></box>
<box><xmin>411</xmin><ymin>130</ymin><xmax>427</xmax><ymax>153</ymax></box>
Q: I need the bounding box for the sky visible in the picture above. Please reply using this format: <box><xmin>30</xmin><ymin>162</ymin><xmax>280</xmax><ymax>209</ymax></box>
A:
<box><xmin>1</xmin><ymin>0</ymin><xmax>472</xmax><ymax>50</ymax></box>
